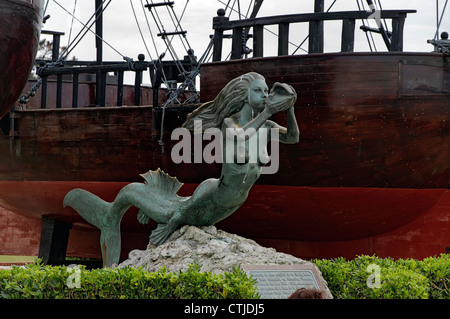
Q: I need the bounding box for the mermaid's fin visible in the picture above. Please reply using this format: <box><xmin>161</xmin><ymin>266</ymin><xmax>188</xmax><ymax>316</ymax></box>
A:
<box><xmin>140</xmin><ymin>168</ymin><xmax>183</xmax><ymax>199</ymax></box>
<box><xmin>137</xmin><ymin>210</ymin><xmax>150</xmax><ymax>224</ymax></box>
<box><xmin>63</xmin><ymin>189</ymin><xmax>125</xmax><ymax>267</ymax></box>
<box><xmin>149</xmin><ymin>223</ymin><xmax>173</xmax><ymax>246</ymax></box>
<box><xmin>139</xmin><ymin>169</ymin><xmax>186</xmax><ymax>244</ymax></box>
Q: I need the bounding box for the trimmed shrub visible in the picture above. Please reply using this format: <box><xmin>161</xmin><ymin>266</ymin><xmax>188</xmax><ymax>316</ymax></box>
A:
<box><xmin>314</xmin><ymin>254</ymin><xmax>450</xmax><ymax>299</ymax></box>
<box><xmin>0</xmin><ymin>260</ymin><xmax>259</xmax><ymax>299</ymax></box>
<box><xmin>1</xmin><ymin>254</ymin><xmax>448</xmax><ymax>299</ymax></box>
<box><xmin>417</xmin><ymin>254</ymin><xmax>450</xmax><ymax>299</ymax></box>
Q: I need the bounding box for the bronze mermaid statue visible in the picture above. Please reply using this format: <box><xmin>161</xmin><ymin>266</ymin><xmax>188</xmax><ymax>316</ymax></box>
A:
<box><xmin>63</xmin><ymin>72</ymin><xmax>299</xmax><ymax>267</ymax></box>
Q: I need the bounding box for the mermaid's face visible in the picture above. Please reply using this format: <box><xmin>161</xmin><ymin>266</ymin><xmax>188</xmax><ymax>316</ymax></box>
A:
<box><xmin>248</xmin><ymin>79</ymin><xmax>268</xmax><ymax>111</ymax></box>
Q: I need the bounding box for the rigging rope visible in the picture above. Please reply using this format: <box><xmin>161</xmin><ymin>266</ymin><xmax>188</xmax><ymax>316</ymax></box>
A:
<box><xmin>145</xmin><ymin>0</ymin><xmax>187</xmax><ymax>77</ymax></box>
<box><xmin>376</xmin><ymin>0</ymin><xmax>389</xmax><ymax>34</ymax></box>
<box><xmin>130</xmin><ymin>0</ymin><xmax>154</xmax><ymax>61</ymax></box>
<box><xmin>434</xmin><ymin>0</ymin><xmax>449</xmax><ymax>40</ymax></box>
<box><xmin>357</xmin><ymin>0</ymin><xmax>376</xmax><ymax>52</ymax></box>
<box><xmin>138</xmin><ymin>0</ymin><xmax>170</xmax><ymax>87</ymax></box>
<box><xmin>43</xmin><ymin>0</ymin><xmax>50</xmax><ymax>17</ymax></box>
<box><xmin>291</xmin><ymin>0</ymin><xmax>338</xmax><ymax>55</ymax></box>
<box><xmin>157</xmin><ymin>36</ymin><xmax>215</xmax><ymax>155</ymax></box>
<box><xmin>66</xmin><ymin>0</ymin><xmax>78</xmax><ymax>51</ymax></box>
<box><xmin>428</xmin><ymin>0</ymin><xmax>450</xmax><ymax>54</ymax></box>
<box><xmin>53</xmin><ymin>0</ymin><xmax>128</xmax><ymax>61</ymax></box>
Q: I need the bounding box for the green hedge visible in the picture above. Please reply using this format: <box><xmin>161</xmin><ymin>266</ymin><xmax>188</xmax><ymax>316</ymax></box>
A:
<box><xmin>0</xmin><ymin>260</ymin><xmax>259</xmax><ymax>299</ymax></box>
<box><xmin>314</xmin><ymin>254</ymin><xmax>450</xmax><ymax>299</ymax></box>
<box><xmin>1</xmin><ymin>255</ymin><xmax>449</xmax><ymax>299</ymax></box>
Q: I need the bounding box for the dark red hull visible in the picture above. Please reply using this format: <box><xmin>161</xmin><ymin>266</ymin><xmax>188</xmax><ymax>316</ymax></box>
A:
<box><xmin>0</xmin><ymin>180</ymin><xmax>448</xmax><ymax>260</ymax></box>
<box><xmin>0</xmin><ymin>0</ymin><xmax>43</xmax><ymax>119</ymax></box>
<box><xmin>1</xmin><ymin>52</ymin><xmax>450</xmax><ymax>260</ymax></box>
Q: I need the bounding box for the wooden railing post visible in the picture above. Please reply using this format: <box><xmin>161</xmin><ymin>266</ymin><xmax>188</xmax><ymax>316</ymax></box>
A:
<box><xmin>308</xmin><ymin>0</ymin><xmax>324</xmax><ymax>53</ymax></box>
<box><xmin>99</xmin><ymin>72</ymin><xmax>107</xmax><ymax>107</ymax></box>
<box><xmin>253</xmin><ymin>25</ymin><xmax>264</xmax><ymax>57</ymax></box>
<box><xmin>51</xmin><ymin>33</ymin><xmax>61</xmax><ymax>62</ymax></box>
<box><xmin>278</xmin><ymin>23</ymin><xmax>290</xmax><ymax>56</ymax></box>
<box><xmin>72</xmin><ymin>73</ymin><xmax>79</xmax><ymax>108</ymax></box>
<box><xmin>391</xmin><ymin>13</ymin><xmax>406</xmax><ymax>51</ymax></box>
<box><xmin>212</xmin><ymin>9</ymin><xmax>228</xmax><ymax>62</ymax></box>
<box><xmin>41</xmin><ymin>76</ymin><xmax>48</xmax><ymax>109</ymax></box>
<box><xmin>134</xmin><ymin>72</ymin><xmax>141</xmax><ymax>106</ymax></box>
<box><xmin>117</xmin><ymin>70</ymin><xmax>124</xmax><ymax>107</ymax></box>
<box><xmin>56</xmin><ymin>74</ymin><xmax>62</xmax><ymax>108</ymax></box>
<box><xmin>231</xmin><ymin>27</ymin><xmax>244</xmax><ymax>60</ymax></box>
<box><xmin>341</xmin><ymin>19</ymin><xmax>356</xmax><ymax>52</ymax></box>
<box><xmin>133</xmin><ymin>54</ymin><xmax>147</xmax><ymax>106</ymax></box>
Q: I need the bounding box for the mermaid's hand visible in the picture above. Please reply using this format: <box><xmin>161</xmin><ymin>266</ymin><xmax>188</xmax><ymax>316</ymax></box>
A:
<box><xmin>265</xmin><ymin>82</ymin><xmax>297</xmax><ymax>115</ymax></box>
<box><xmin>137</xmin><ymin>210</ymin><xmax>151</xmax><ymax>224</ymax></box>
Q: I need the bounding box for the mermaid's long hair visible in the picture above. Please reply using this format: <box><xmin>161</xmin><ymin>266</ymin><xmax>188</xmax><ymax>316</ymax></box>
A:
<box><xmin>183</xmin><ymin>72</ymin><xmax>265</xmax><ymax>131</ymax></box>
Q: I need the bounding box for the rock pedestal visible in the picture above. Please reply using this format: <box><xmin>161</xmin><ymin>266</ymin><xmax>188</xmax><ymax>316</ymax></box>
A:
<box><xmin>118</xmin><ymin>225</ymin><xmax>332</xmax><ymax>298</ymax></box>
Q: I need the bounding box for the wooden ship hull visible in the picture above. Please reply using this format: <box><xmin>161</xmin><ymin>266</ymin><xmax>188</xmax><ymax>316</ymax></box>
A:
<box><xmin>1</xmin><ymin>3</ymin><xmax>449</xmax><ymax>263</ymax></box>
<box><xmin>1</xmin><ymin>51</ymin><xmax>450</xmax><ymax>261</ymax></box>
<box><xmin>0</xmin><ymin>0</ymin><xmax>43</xmax><ymax>119</ymax></box>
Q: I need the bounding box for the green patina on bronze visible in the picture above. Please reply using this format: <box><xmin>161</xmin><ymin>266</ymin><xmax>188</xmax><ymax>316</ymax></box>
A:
<box><xmin>63</xmin><ymin>72</ymin><xmax>299</xmax><ymax>267</ymax></box>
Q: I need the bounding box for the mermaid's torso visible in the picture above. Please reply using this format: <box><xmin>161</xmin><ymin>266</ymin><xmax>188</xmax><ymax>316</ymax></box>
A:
<box><xmin>175</xmin><ymin>161</ymin><xmax>262</xmax><ymax>226</ymax></box>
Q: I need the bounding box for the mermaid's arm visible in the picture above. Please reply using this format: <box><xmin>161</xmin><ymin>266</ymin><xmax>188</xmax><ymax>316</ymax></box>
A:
<box><xmin>223</xmin><ymin>108</ymin><xmax>272</xmax><ymax>141</ymax></box>
<box><xmin>266</xmin><ymin>107</ymin><xmax>299</xmax><ymax>144</ymax></box>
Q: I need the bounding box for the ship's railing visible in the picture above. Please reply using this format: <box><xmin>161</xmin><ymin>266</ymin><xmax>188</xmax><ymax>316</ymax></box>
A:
<box><xmin>211</xmin><ymin>9</ymin><xmax>416</xmax><ymax>61</ymax></box>
<box><xmin>34</xmin><ymin>57</ymin><xmax>194</xmax><ymax>109</ymax></box>
<box><xmin>34</xmin><ymin>30</ymin><xmax>195</xmax><ymax>109</ymax></box>
<box><xmin>35</xmin><ymin>54</ymin><xmax>150</xmax><ymax>109</ymax></box>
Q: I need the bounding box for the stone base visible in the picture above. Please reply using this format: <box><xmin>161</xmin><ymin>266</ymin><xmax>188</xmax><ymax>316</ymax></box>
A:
<box><xmin>118</xmin><ymin>225</ymin><xmax>333</xmax><ymax>298</ymax></box>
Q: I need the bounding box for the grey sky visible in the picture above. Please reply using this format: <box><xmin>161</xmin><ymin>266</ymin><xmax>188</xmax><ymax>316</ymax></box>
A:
<box><xmin>41</xmin><ymin>0</ymin><xmax>449</xmax><ymax>84</ymax></box>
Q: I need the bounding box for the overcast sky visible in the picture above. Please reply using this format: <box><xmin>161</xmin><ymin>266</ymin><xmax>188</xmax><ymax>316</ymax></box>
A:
<box><xmin>41</xmin><ymin>0</ymin><xmax>449</xmax><ymax>85</ymax></box>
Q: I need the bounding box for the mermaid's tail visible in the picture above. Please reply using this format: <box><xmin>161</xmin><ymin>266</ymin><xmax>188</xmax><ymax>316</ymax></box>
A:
<box><xmin>63</xmin><ymin>189</ymin><xmax>127</xmax><ymax>267</ymax></box>
<box><xmin>63</xmin><ymin>169</ymin><xmax>186</xmax><ymax>267</ymax></box>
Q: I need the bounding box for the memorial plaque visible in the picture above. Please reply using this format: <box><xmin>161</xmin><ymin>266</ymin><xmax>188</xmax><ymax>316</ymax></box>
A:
<box><xmin>242</xmin><ymin>264</ymin><xmax>331</xmax><ymax>299</ymax></box>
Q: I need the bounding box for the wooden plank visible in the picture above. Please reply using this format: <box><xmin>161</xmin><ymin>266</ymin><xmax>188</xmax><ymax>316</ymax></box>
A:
<box><xmin>278</xmin><ymin>23</ymin><xmax>289</xmax><ymax>56</ymax></box>
<box><xmin>200</xmin><ymin>55</ymin><xmax>399</xmax><ymax>102</ymax></box>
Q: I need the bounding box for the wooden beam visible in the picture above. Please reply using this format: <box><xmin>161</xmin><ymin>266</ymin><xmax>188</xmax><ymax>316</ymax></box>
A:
<box><xmin>278</xmin><ymin>23</ymin><xmax>289</xmax><ymax>56</ymax></box>
<box><xmin>117</xmin><ymin>70</ymin><xmax>124</xmax><ymax>107</ymax></box>
<box><xmin>212</xmin><ymin>10</ymin><xmax>228</xmax><ymax>62</ymax></box>
<box><xmin>40</xmin><ymin>76</ymin><xmax>47</xmax><ymax>109</ymax></box>
<box><xmin>56</xmin><ymin>74</ymin><xmax>62</xmax><ymax>108</ymax></box>
<box><xmin>213</xmin><ymin>10</ymin><xmax>416</xmax><ymax>30</ymax></box>
<box><xmin>231</xmin><ymin>27</ymin><xmax>244</xmax><ymax>60</ymax></box>
<box><xmin>341</xmin><ymin>19</ymin><xmax>356</xmax><ymax>52</ymax></box>
<box><xmin>309</xmin><ymin>0</ymin><xmax>324</xmax><ymax>53</ymax></box>
<box><xmin>38</xmin><ymin>217</ymin><xmax>72</xmax><ymax>266</ymax></box>
<box><xmin>391</xmin><ymin>14</ymin><xmax>406</xmax><ymax>51</ymax></box>
<box><xmin>253</xmin><ymin>25</ymin><xmax>264</xmax><ymax>57</ymax></box>
<box><xmin>38</xmin><ymin>63</ymin><xmax>136</xmax><ymax>76</ymax></box>
<box><xmin>72</xmin><ymin>73</ymin><xmax>78</xmax><ymax>108</ymax></box>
